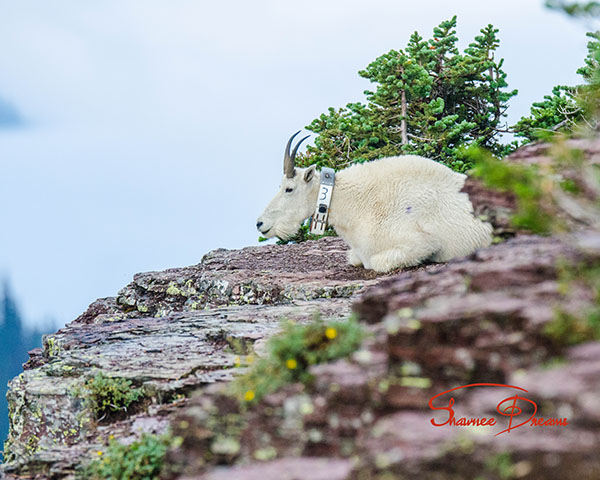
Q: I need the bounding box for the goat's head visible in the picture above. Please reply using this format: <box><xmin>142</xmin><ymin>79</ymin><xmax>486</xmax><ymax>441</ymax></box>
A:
<box><xmin>256</xmin><ymin>131</ymin><xmax>317</xmax><ymax>240</ymax></box>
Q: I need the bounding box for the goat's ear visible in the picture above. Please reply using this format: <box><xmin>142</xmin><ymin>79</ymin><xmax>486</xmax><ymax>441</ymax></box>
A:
<box><xmin>304</xmin><ymin>165</ymin><xmax>316</xmax><ymax>183</ymax></box>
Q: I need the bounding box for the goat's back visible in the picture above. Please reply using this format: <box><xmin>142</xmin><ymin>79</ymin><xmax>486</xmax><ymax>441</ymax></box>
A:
<box><xmin>341</xmin><ymin>155</ymin><xmax>466</xmax><ymax>193</ymax></box>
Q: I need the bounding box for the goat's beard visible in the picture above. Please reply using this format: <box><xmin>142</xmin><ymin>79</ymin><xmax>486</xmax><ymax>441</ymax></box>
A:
<box><xmin>271</xmin><ymin>223</ymin><xmax>303</xmax><ymax>241</ymax></box>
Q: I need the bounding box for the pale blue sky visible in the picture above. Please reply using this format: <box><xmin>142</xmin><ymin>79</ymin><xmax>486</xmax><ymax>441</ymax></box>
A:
<box><xmin>0</xmin><ymin>0</ymin><xmax>588</xmax><ymax>327</ymax></box>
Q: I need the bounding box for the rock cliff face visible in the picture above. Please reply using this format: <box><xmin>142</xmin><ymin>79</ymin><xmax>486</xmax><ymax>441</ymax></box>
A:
<box><xmin>2</xmin><ymin>140</ymin><xmax>600</xmax><ymax>480</ymax></box>
<box><xmin>2</xmin><ymin>238</ymin><xmax>385</xmax><ymax>478</ymax></box>
<box><xmin>164</xmin><ymin>233</ymin><xmax>600</xmax><ymax>480</ymax></box>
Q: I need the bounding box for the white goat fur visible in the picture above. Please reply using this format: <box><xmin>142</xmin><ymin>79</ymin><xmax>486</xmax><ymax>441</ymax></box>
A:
<box><xmin>257</xmin><ymin>155</ymin><xmax>492</xmax><ymax>272</ymax></box>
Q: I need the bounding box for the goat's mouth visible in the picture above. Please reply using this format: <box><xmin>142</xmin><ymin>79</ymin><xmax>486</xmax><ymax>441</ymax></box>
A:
<box><xmin>259</xmin><ymin>227</ymin><xmax>272</xmax><ymax>236</ymax></box>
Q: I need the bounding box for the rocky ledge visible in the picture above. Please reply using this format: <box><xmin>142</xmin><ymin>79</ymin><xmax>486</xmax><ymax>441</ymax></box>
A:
<box><xmin>2</xmin><ymin>237</ymin><xmax>389</xmax><ymax>478</ymax></box>
<box><xmin>165</xmin><ymin>233</ymin><xmax>600</xmax><ymax>480</ymax></box>
<box><xmin>2</xmin><ymin>139</ymin><xmax>600</xmax><ymax>480</ymax></box>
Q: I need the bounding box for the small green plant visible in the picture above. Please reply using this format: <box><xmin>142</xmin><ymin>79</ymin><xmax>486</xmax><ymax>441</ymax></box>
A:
<box><xmin>485</xmin><ymin>451</ymin><xmax>515</xmax><ymax>479</ymax></box>
<box><xmin>547</xmin><ymin>261</ymin><xmax>600</xmax><ymax>345</ymax></box>
<box><xmin>545</xmin><ymin>310</ymin><xmax>600</xmax><ymax>345</ymax></box>
<box><xmin>76</xmin><ymin>373</ymin><xmax>143</xmax><ymax>420</ymax></box>
<box><xmin>468</xmin><ymin>146</ymin><xmax>555</xmax><ymax>234</ymax></box>
<box><xmin>231</xmin><ymin>316</ymin><xmax>364</xmax><ymax>404</ymax></box>
<box><xmin>84</xmin><ymin>434</ymin><xmax>171</xmax><ymax>480</ymax></box>
<box><xmin>259</xmin><ymin>222</ymin><xmax>337</xmax><ymax>245</ymax></box>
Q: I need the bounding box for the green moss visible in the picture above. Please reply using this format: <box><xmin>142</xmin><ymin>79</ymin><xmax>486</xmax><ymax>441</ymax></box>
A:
<box><xmin>74</xmin><ymin>373</ymin><xmax>144</xmax><ymax>420</ymax></box>
<box><xmin>230</xmin><ymin>315</ymin><xmax>364</xmax><ymax>404</ymax></box>
<box><xmin>83</xmin><ymin>434</ymin><xmax>172</xmax><ymax>480</ymax></box>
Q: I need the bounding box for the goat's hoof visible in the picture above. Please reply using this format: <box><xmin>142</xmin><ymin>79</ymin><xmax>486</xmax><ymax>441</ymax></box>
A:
<box><xmin>347</xmin><ymin>249</ymin><xmax>363</xmax><ymax>267</ymax></box>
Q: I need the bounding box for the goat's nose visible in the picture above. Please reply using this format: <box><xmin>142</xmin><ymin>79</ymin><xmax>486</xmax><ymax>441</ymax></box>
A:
<box><xmin>256</xmin><ymin>221</ymin><xmax>263</xmax><ymax>229</ymax></box>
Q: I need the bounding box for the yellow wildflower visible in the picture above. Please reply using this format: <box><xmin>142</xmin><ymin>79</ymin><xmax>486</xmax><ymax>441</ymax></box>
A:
<box><xmin>286</xmin><ymin>358</ymin><xmax>298</xmax><ymax>370</ymax></box>
<box><xmin>325</xmin><ymin>327</ymin><xmax>338</xmax><ymax>339</ymax></box>
<box><xmin>244</xmin><ymin>390</ymin><xmax>255</xmax><ymax>402</ymax></box>
<box><xmin>97</xmin><ymin>451</ymin><xmax>103</xmax><ymax>456</ymax></box>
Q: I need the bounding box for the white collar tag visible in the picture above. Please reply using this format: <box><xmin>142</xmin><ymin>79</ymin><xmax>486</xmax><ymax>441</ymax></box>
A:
<box><xmin>310</xmin><ymin>167</ymin><xmax>335</xmax><ymax>235</ymax></box>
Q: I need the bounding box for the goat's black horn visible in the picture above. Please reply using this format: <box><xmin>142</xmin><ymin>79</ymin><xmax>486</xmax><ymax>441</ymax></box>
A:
<box><xmin>283</xmin><ymin>131</ymin><xmax>310</xmax><ymax>178</ymax></box>
<box><xmin>291</xmin><ymin>135</ymin><xmax>310</xmax><ymax>162</ymax></box>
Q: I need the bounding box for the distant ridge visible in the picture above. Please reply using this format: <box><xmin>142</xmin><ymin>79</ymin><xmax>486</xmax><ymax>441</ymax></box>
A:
<box><xmin>0</xmin><ymin>96</ymin><xmax>22</xmax><ymax>127</ymax></box>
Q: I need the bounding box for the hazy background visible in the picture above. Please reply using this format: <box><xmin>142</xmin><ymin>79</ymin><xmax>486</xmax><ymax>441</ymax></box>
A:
<box><xmin>0</xmin><ymin>0</ymin><xmax>588</xmax><ymax>329</ymax></box>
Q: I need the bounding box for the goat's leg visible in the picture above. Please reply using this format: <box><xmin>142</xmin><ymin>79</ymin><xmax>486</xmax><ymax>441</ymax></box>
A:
<box><xmin>347</xmin><ymin>249</ymin><xmax>363</xmax><ymax>267</ymax></box>
<box><xmin>367</xmin><ymin>235</ymin><xmax>439</xmax><ymax>272</ymax></box>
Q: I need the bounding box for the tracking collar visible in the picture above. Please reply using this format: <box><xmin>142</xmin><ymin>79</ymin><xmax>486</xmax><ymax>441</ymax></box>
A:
<box><xmin>309</xmin><ymin>167</ymin><xmax>335</xmax><ymax>235</ymax></box>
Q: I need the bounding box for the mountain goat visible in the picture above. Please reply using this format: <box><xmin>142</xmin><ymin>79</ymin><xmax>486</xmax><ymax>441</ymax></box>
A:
<box><xmin>257</xmin><ymin>132</ymin><xmax>492</xmax><ymax>272</ymax></box>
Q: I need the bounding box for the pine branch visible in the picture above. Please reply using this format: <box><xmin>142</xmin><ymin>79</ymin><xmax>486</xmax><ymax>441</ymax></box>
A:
<box><xmin>407</xmin><ymin>133</ymin><xmax>434</xmax><ymax>142</ymax></box>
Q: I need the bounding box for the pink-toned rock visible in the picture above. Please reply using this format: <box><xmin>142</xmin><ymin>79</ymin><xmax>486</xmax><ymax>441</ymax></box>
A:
<box><xmin>190</xmin><ymin>457</ymin><xmax>354</xmax><ymax>480</ymax></box>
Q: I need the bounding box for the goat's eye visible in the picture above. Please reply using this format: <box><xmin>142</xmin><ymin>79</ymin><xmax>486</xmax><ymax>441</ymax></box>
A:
<box><xmin>285</xmin><ymin>188</ymin><xmax>294</xmax><ymax>193</ymax></box>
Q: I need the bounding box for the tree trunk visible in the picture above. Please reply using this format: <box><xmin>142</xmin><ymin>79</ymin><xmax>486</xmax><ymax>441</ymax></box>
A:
<box><xmin>401</xmin><ymin>88</ymin><xmax>408</xmax><ymax>145</ymax></box>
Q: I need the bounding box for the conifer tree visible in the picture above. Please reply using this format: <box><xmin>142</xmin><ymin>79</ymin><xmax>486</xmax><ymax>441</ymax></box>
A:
<box><xmin>298</xmin><ymin>17</ymin><xmax>517</xmax><ymax>172</ymax></box>
<box><xmin>512</xmin><ymin>31</ymin><xmax>599</xmax><ymax>142</ymax></box>
<box><xmin>546</xmin><ymin>0</ymin><xmax>600</xmax><ymax>17</ymax></box>
<box><xmin>0</xmin><ymin>282</ymin><xmax>48</xmax><ymax>458</ymax></box>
